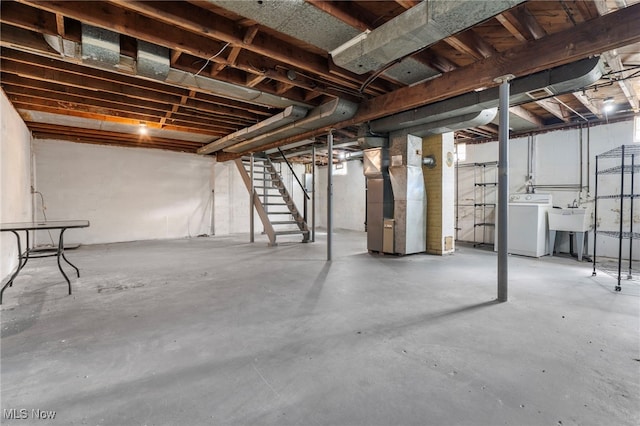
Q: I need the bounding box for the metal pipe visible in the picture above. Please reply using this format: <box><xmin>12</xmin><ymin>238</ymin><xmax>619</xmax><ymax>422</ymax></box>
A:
<box><xmin>554</xmin><ymin>96</ymin><xmax>589</xmax><ymax>121</ymax></box>
<box><xmin>422</xmin><ymin>156</ymin><xmax>436</xmax><ymax>167</ymax></box>
<box><xmin>579</xmin><ymin>124</ymin><xmax>584</xmax><ymax>195</ymax></box>
<box><xmin>250</xmin><ymin>153</ymin><xmax>254</xmax><ymax>243</ymax></box>
<box><xmin>587</xmin><ymin>124</ymin><xmax>591</xmax><ymax>194</ymax></box>
<box><xmin>497</xmin><ymin>76</ymin><xmax>513</xmax><ymax>303</ymax></box>
<box><xmin>327</xmin><ymin>132</ymin><xmax>334</xmax><ymax>261</ymax></box>
<box><xmin>312</xmin><ymin>144</ymin><xmax>316</xmax><ymax>243</ymax></box>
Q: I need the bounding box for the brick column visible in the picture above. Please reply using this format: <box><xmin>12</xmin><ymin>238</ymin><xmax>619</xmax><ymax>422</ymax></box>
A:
<box><xmin>422</xmin><ymin>133</ymin><xmax>455</xmax><ymax>255</ymax></box>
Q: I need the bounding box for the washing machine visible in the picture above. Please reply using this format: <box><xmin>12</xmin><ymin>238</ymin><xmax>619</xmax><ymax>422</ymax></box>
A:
<box><xmin>507</xmin><ymin>193</ymin><xmax>553</xmax><ymax>257</ymax></box>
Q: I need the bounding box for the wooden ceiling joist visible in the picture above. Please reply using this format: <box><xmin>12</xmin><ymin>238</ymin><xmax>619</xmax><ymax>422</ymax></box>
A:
<box><xmin>306</xmin><ymin>0</ymin><xmax>370</xmax><ymax>32</ymax></box>
<box><xmin>535</xmin><ymin>98</ymin><xmax>570</xmax><ymax>122</ymax></box>
<box><xmin>218</xmin><ymin>2</ymin><xmax>640</xmax><ymax>160</ymax></box>
<box><xmin>509</xmin><ymin>105</ymin><xmax>545</xmax><ymax>127</ymax></box>
<box><xmin>25</xmin><ymin>0</ymin><xmax>395</xmax><ymax>96</ymax></box>
<box><xmin>573</xmin><ymin>91</ymin><xmax>602</xmax><ymax>118</ymax></box>
<box><xmin>353</xmin><ymin>2</ymin><xmax>640</xmax><ymax>125</ymax></box>
<box><xmin>0</xmin><ymin>48</ymin><xmax>273</xmax><ymax>123</ymax></box>
<box><xmin>444</xmin><ymin>31</ymin><xmax>498</xmax><ymax>60</ymax></box>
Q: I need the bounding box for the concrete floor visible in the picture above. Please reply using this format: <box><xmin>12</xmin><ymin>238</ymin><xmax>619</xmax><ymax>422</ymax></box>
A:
<box><xmin>1</xmin><ymin>231</ymin><xmax>639</xmax><ymax>426</ymax></box>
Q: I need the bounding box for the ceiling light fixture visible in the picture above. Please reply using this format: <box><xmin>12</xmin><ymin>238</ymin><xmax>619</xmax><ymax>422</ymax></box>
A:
<box><xmin>139</xmin><ymin>122</ymin><xmax>148</xmax><ymax>135</ymax></box>
<box><xmin>329</xmin><ymin>30</ymin><xmax>371</xmax><ymax>57</ymax></box>
<box><xmin>603</xmin><ymin>97</ymin><xmax>615</xmax><ymax>113</ymax></box>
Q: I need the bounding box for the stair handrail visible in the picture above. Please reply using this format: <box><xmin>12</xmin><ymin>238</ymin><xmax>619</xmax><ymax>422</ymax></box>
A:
<box><xmin>277</xmin><ymin>148</ymin><xmax>310</xmax><ymax>200</ymax></box>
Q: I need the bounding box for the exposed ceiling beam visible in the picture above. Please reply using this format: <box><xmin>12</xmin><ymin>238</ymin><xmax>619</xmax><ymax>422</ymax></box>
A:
<box><xmin>3</xmin><ymin>2</ymin><xmax>360</xmax><ymax>103</ymax></box>
<box><xmin>305</xmin><ymin>0</ymin><xmax>370</xmax><ymax>32</ymax></box>
<box><xmin>574</xmin><ymin>0</ymin><xmax>599</xmax><ymax>20</ymax></box>
<box><xmin>509</xmin><ymin>105</ymin><xmax>545</xmax><ymax>127</ymax></box>
<box><xmin>54</xmin><ymin>13</ymin><xmax>64</xmax><ymax>36</ymax></box>
<box><xmin>212</xmin><ymin>25</ymin><xmax>260</xmax><ymax>76</ymax></box>
<box><xmin>416</xmin><ymin>50</ymin><xmax>458</xmax><ymax>73</ymax></box>
<box><xmin>573</xmin><ymin>91</ymin><xmax>602</xmax><ymax>118</ymax></box>
<box><xmin>444</xmin><ymin>31</ymin><xmax>498</xmax><ymax>60</ymax></box>
<box><xmin>99</xmin><ymin>0</ymin><xmax>392</xmax><ymax>95</ymax></box>
<box><xmin>394</xmin><ymin>0</ymin><xmax>421</xmax><ymax>9</ymax></box>
<box><xmin>0</xmin><ymin>49</ymin><xmax>268</xmax><ymax>124</ymax></box>
<box><xmin>26</xmin><ymin>122</ymin><xmax>203</xmax><ymax>153</ymax></box>
<box><xmin>217</xmin><ymin>2</ymin><xmax>640</xmax><ymax>160</ymax></box>
<box><xmin>495</xmin><ymin>13</ymin><xmax>527</xmax><ymax>42</ymax></box>
<box><xmin>603</xmin><ymin>51</ymin><xmax>640</xmax><ymax>113</ymax></box>
<box><xmin>500</xmin><ymin>6</ymin><xmax>547</xmax><ymax>41</ymax></box>
<box><xmin>535</xmin><ymin>98</ymin><xmax>570</xmax><ymax>122</ymax></box>
<box><xmin>352</xmin><ymin>3</ymin><xmax>640</xmax><ymax>125</ymax></box>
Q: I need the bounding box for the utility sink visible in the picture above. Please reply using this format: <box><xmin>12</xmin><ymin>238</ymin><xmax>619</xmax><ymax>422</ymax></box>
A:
<box><xmin>548</xmin><ymin>207</ymin><xmax>591</xmax><ymax>232</ymax></box>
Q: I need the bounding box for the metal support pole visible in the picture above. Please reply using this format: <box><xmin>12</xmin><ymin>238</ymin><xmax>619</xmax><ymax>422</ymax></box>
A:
<box><xmin>496</xmin><ymin>75</ymin><xmax>513</xmax><ymax>303</ymax></box>
<box><xmin>592</xmin><ymin>156</ymin><xmax>599</xmax><ymax>277</ymax></box>
<box><xmin>628</xmin><ymin>153</ymin><xmax>635</xmax><ymax>280</ymax></box>
<box><xmin>250</xmin><ymin>153</ymin><xmax>254</xmax><ymax>243</ymax></box>
<box><xmin>327</xmin><ymin>132</ymin><xmax>333</xmax><ymax>261</ymax></box>
<box><xmin>312</xmin><ymin>144</ymin><xmax>316</xmax><ymax>242</ymax></box>
<box><xmin>617</xmin><ymin>146</ymin><xmax>625</xmax><ymax>290</ymax></box>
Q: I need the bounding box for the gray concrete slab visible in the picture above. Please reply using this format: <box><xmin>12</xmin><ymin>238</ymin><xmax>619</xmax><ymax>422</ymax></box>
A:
<box><xmin>1</xmin><ymin>232</ymin><xmax>639</xmax><ymax>426</ymax></box>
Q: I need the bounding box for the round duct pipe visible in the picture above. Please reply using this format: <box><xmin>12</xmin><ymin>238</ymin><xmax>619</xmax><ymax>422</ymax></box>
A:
<box><xmin>423</xmin><ymin>156</ymin><xmax>436</xmax><ymax>168</ymax></box>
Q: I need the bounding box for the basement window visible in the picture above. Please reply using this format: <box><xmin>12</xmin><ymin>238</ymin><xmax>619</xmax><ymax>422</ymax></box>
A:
<box><xmin>333</xmin><ymin>162</ymin><xmax>347</xmax><ymax>176</ymax></box>
<box><xmin>456</xmin><ymin>143</ymin><xmax>467</xmax><ymax>162</ymax></box>
<box><xmin>634</xmin><ymin>116</ymin><xmax>640</xmax><ymax>143</ymax></box>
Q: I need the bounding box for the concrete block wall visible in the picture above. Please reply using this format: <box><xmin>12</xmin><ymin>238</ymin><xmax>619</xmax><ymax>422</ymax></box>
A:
<box><xmin>0</xmin><ymin>90</ymin><xmax>33</xmax><ymax>282</ymax></box>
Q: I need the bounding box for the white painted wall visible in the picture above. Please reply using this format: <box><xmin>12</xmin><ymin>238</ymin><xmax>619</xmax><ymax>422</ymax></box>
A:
<box><xmin>0</xmin><ymin>90</ymin><xmax>33</xmax><ymax>282</ymax></box>
<box><xmin>213</xmin><ymin>160</ymin><xmax>249</xmax><ymax>235</ymax></box>
<box><xmin>456</xmin><ymin>119</ymin><xmax>638</xmax><ymax>259</ymax></box>
<box><xmin>316</xmin><ymin>160</ymin><xmax>366</xmax><ymax>231</ymax></box>
<box><xmin>33</xmin><ymin>139</ymin><xmax>215</xmax><ymax>245</ymax></box>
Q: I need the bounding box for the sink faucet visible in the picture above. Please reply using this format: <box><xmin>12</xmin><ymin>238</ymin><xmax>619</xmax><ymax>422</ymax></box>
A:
<box><xmin>568</xmin><ymin>199</ymin><xmax>578</xmax><ymax>208</ymax></box>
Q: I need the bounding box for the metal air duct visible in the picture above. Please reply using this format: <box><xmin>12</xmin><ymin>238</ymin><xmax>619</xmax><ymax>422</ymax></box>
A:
<box><xmin>138</xmin><ymin>40</ymin><xmax>170</xmax><ymax>81</ymax></box>
<box><xmin>221</xmin><ymin>98</ymin><xmax>359</xmax><ymax>154</ymax></box>
<box><xmin>81</xmin><ymin>24</ymin><xmax>120</xmax><ymax>69</ymax></box>
<box><xmin>331</xmin><ymin>0</ymin><xmax>526</xmax><ymax>74</ymax></box>
<box><xmin>198</xmin><ymin>105</ymin><xmax>309</xmax><ymax>154</ymax></box>
<box><xmin>43</xmin><ymin>24</ymin><xmax>310</xmax><ymax>110</ymax></box>
<box><xmin>369</xmin><ymin>57</ymin><xmax>604</xmax><ymax>134</ymax></box>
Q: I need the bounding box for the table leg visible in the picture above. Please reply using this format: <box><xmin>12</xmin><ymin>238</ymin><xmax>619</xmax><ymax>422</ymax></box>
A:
<box><xmin>56</xmin><ymin>228</ymin><xmax>73</xmax><ymax>295</ymax></box>
<box><xmin>1</xmin><ymin>231</ymin><xmax>25</xmax><ymax>304</ymax></box>
<box><xmin>59</xmin><ymin>230</ymin><xmax>80</xmax><ymax>278</ymax></box>
<box><xmin>21</xmin><ymin>230</ymin><xmax>31</xmax><ymax>270</ymax></box>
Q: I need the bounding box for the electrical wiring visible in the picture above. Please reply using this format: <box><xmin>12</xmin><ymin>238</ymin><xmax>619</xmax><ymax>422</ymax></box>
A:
<box><xmin>35</xmin><ymin>191</ymin><xmax>55</xmax><ymax>246</ymax></box>
<box><xmin>195</xmin><ymin>42</ymin><xmax>231</xmax><ymax>76</ymax></box>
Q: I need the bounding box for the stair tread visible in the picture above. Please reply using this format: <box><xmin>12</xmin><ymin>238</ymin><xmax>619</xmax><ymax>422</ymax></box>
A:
<box><xmin>275</xmin><ymin>230</ymin><xmax>306</xmax><ymax>235</ymax></box>
<box><xmin>271</xmin><ymin>221</ymin><xmax>299</xmax><ymax>225</ymax></box>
